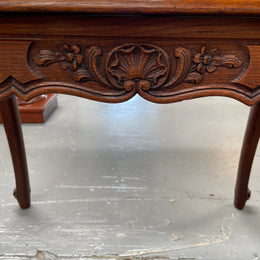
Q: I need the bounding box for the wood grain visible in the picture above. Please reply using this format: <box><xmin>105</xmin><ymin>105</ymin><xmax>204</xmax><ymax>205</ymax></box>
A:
<box><xmin>1</xmin><ymin>15</ymin><xmax>260</xmax><ymax>40</ymax></box>
<box><xmin>1</xmin><ymin>7</ymin><xmax>260</xmax><ymax>210</ymax></box>
<box><xmin>0</xmin><ymin>0</ymin><xmax>260</xmax><ymax>15</ymax></box>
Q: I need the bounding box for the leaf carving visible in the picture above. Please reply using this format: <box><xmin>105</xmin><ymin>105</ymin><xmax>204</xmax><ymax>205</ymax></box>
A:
<box><xmin>33</xmin><ymin>44</ymin><xmax>243</xmax><ymax>93</ymax></box>
<box><xmin>34</xmin><ymin>50</ymin><xmax>57</xmax><ymax>66</ymax></box>
<box><xmin>85</xmin><ymin>46</ymin><xmax>109</xmax><ymax>87</ymax></box>
<box><xmin>184</xmin><ymin>72</ymin><xmax>203</xmax><ymax>84</ymax></box>
<box><xmin>164</xmin><ymin>47</ymin><xmax>192</xmax><ymax>88</ymax></box>
<box><xmin>72</xmin><ymin>68</ymin><xmax>92</xmax><ymax>83</ymax></box>
<box><xmin>219</xmin><ymin>55</ymin><xmax>243</xmax><ymax>68</ymax></box>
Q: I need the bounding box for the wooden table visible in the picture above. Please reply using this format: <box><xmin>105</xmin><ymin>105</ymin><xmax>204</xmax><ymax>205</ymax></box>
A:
<box><xmin>0</xmin><ymin>0</ymin><xmax>260</xmax><ymax>211</ymax></box>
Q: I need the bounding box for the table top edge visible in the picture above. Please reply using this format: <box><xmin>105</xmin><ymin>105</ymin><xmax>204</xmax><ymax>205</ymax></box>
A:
<box><xmin>1</xmin><ymin>0</ymin><xmax>260</xmax><ymax>16</ymax></box>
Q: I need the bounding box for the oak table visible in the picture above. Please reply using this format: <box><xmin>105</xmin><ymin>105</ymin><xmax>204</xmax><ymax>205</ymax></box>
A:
<box><xmin>0</xmin><ymin>0</ymin><xmax>260</xmax><ymax>211</ymax></box>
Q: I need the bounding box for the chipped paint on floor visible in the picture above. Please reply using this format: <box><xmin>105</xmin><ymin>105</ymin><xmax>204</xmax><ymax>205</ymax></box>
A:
<box><xmin>0</xmin><ymin>250</ymin><xmax>195</xmax><ymax>260</ymax></box>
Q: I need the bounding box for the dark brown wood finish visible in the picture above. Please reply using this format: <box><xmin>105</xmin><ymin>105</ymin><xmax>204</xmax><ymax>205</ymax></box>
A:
<box><xmin>1</xmin><ymin>0</ymin><xmax>260</xmax><ymax>16</ymax></box>
<box><xmin>0</xmin><ymin>15</ymin><xmax>259</xmax><ymax>105</ymax></box>
<box><xmin>234</xmin><ymin>103</ymin><xmax>260</xmax><ymax>209</ymax></box>
<box><xmin>1</xmin><ymin>1</ymin><xmax>260</xmax><ymax>210</ymax></box>
<box><xmin>0</xmin><ymin>95</ymin><xmax>30</xmax><ymax>209</ymax></box>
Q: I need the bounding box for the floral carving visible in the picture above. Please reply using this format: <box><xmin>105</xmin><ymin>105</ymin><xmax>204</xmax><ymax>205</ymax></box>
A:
<box><xmin>184</xmin><ymin>46</ymin><xmax>243</xmax><ymax>84</ymax></box>
<box><xmin>194</xmin><ymin>47</ymin><xmax>221</xmax><ymax>73</ymax></box>
<box><xmin>33</xmin><ymin>43</ymin><xmax>243</xmax><ymax>91</ymax></box>
<box><xmin>57</xmin><ymin>44</ymin><xmax>83</xmax><ymax>71</ymax></box>
<box><xmin>34</xmin><ymin>44</ymin><xmax>84</xmax><ymax>71</ymax></box>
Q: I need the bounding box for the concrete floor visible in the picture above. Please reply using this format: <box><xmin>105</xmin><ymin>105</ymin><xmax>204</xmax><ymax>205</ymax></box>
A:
<box><xmin>0</xmin><ymin>95</ymin><xmax>260</xmax><ymax>260</ymax></box>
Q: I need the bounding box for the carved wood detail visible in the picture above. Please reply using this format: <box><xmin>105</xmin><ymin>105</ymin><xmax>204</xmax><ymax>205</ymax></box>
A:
<box><xmin>3</xmin><ymin>41</ymin><xmax>260</xmax><ymax>105</ymax></box>
<box><xmin>34</xmin><ymin>43</ymin><xmax>243</xmax><ymax>91</ymax></box>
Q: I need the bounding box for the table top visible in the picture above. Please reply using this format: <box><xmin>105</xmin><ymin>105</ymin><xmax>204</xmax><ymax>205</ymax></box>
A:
<box><xmin>0</xmin><ymin>0</ymin><xmax>260</xmax><ymax>16</ymax></box>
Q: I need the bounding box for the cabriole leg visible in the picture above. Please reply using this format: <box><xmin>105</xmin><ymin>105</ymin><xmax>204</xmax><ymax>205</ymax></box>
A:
<box><xmin>234</xmin><ymin>102</ymin><xmax>260</xmax><ymax>209</ymax></box>
<box><xmin>0</xmin><ymin>95</ymin><xmax>30</xmax><ymax>209</ymax></box>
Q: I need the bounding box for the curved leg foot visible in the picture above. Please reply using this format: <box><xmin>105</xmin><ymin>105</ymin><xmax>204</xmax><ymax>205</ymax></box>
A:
<box><xmin>13</xmin><ymin>188</ymin><xmax>31</xmax><ymax>209</ymax></box>
<box><xmin>234</xmin><ymin>103</ymin><xmax>260</xmax><ymax>210</ymax></box>
<box><xmin>0</xmin><ymin>95</ymin><xmax>31</xmax><ymax>209</ymax></box>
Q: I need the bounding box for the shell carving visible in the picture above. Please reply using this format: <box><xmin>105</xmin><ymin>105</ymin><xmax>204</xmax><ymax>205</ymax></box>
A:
<box><xmin>33</xmin><ymin>43</ymin><xmax>243</xmax><ymax>93</ymax></box>
<box><xmin>106</xmin><ymin>44</ymin><xmax>169</xmax><ymax>90</ymax></box>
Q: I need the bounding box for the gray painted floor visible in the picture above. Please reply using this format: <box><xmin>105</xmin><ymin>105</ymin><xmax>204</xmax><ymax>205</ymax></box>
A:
<box><xmin>0</xmin><ymin>95</ymin><xmax>260</xmax><ymax>260</ymax></box>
